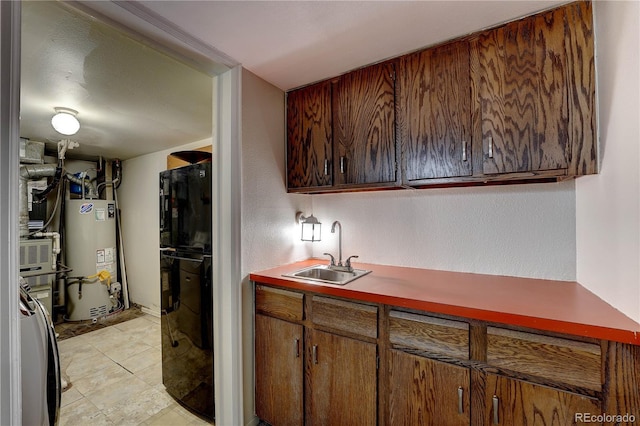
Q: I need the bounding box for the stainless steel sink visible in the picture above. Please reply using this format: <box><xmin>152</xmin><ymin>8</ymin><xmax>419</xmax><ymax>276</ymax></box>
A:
<box><xmin>283</xmin><ymin>264</ymin><xmax>371</xmax><ymax>285</ymax></box>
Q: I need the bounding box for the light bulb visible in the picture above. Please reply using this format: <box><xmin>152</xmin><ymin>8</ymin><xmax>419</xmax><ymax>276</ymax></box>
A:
<box><xmin>51</xmin><ymin>108</ymin><xmax>80</xmax><ymax>136</ymax></box>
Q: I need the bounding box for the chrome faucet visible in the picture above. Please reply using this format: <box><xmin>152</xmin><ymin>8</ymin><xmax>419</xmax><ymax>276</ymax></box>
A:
<box><xmin>323</xmin><ymin>220</ymin><xmax>359</xmax><ymax>272</ymax></box>
<box><xmin>332</xmin><ymin>220</ymin><xmax>342</xmax><ymax>266</ymax></box>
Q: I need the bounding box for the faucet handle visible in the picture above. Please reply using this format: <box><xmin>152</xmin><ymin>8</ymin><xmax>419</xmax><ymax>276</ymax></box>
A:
<box><xmin>323</xmin><ymin>252</ymin><xmax>336</xmax><ymax>266</ymax></box>
<box><xmin>345</xmin><ymin>255</ymin><xmax>359</xmax><ymax>268</ymax></box>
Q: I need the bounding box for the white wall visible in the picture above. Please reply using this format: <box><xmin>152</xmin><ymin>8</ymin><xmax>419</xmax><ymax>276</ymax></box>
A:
<box><xmin>576</xmin><ymin>1</ymin><xmax>640</xmax><ymax>324</ymax></box>
<box><xmin>312</xmin><ymin>181</ymin><xmax>576</xmax><ymax>280</ymax></box>
<box><xmin>118</xmin><ymin>138</ymin><xmax>212</xmax><ymax>314</ymax></box>
<box><xmin>240</xmin><ymin>68</ymin><xmax>311</xmax><ymax>425</ymax></box>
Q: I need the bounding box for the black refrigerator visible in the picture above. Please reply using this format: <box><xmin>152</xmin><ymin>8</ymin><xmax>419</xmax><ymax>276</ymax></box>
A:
<box><xmin>159</xmin><ymin>162</ymin><xmax>214</xmax><ymax>420</ymax></box>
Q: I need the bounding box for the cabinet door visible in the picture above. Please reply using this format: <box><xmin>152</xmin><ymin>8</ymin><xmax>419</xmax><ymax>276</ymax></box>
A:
<box><xmin>307</xmin><ymin>329</ymin><xmax>377</xmax><ymax>425</ymax></box>
<box><xmin>389</xmin><ymin>350</ymin><xmax>470</xmax><ymax>426</ymax></box>
<box><xmin>477</xmin><ymin>18</ymin><xmax>536</xmax><ymax>175</ymax></box>
<box><xmin>486</xmin><ymin>374</ymin><xmax>601</xmax><ymax>425</ymax></box>
<box><xmin>477</xmin><ymin>7</ymin><xmax>570</xmax><ymax>175</ymax></box>
<box><xmin>287</xmin><ymin>81</ymin><xmax>333</xmax><ymax>190</ymax></box>
<box><xmin>400</xmin><ymin>40</ymin><xmax>472</xmax><ymax>182</ymax></box>
<box><xmin>255</xmin><ymin>314</ymin><xmax>304</xmax><ymax>426</ymax></box>
<box><xmin>333</xmin><ymin>61</ymin><xmax>397</xmax><ymax>186</ymax></box>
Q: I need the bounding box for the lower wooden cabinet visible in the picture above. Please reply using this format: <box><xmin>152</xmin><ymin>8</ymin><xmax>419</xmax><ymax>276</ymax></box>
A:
<box><xmin>484</xmin><ymin>374</ymin><xmax>601</xmax><ymax>425</ymax></box>
<box><xmin>306</xmin><ymin>329</ymin><xmax>377</xmax><ymax>425</ymax></box>
<box><xmin>389</xmin><ymin>350</ymin><xmax>470</xmax><ymax>425</ymax></box>
<box><xmin>254</xmin><ymin>283</ymin><xmax>639</xmax><ymax>425</ymax></box>
<box><xmin>255</xmin><ymin>314</ymin><xmax>303</xmax><ymax>426</ymax></box>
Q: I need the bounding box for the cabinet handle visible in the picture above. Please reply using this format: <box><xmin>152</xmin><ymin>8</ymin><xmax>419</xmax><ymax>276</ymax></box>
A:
<box><xmin>324</xmin><ymin>159</ymin><xmax>329</xmax><ymax>176</ymax></box>
<box><xmin>340</xmin><ymin>156</ymin><xmax>345</xmax><ymax>174</ymax></box>
<box><xmin>295</xmin><ymin>338</ymin><xmax>300</xmax><ymax>358</ymax></box>
<box><xmin>488</xmin><ymin>136</ymin><xmax>494</xmax><ymax>159</ymax></box>
<box><xmin>458</xmin><ymin>386</ymin><xmax>464</xmax><ymax>414</ymax></box>
<box><xmin>312</xmin><ymin>345</ymin><xmax>318</xmax><ymax>364</ymax></box>
<box><xmin>492</xmin><ymin>395</ymin><xmax>499</xmax><ymax>424</ymax></box>
<box><xmin>462</xmin><ymin>141</ymin><xmax>467</xmax><ymax>162</ymax></box>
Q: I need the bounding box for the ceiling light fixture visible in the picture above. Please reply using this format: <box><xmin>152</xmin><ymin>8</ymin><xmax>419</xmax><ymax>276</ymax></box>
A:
<box><xmin>51</xmin><ymin>107</ymin><xmax>80</xmax><ymax>136</ymax></box>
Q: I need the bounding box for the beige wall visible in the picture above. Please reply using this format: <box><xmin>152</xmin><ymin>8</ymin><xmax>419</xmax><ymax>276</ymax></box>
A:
<box><xmin>312</xmin><ymin>181</ymin><xmax>576</xmax><ymax>280</ymax></box>
<box><xmin>119</xmin><ymin>138</ymin><xmax>212</xmax><ymax>313</ymax></box>
<box><xmin>240</xmin><ymin>68</ymin><xmax>311</xmax><ymax>424</ymax></box>
<box><xmin>577</xmin><ymin>0</ymin><xmax>640</xmax><ymax>323</ymax></box>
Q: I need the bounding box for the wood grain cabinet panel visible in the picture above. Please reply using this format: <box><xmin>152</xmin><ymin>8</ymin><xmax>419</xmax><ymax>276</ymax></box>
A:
<box><xmin>307</xmin><ymin>329</ymin><xmax>377</xmax><ymax>425</ymax></box>
<box><xmin>255</xmin><ymin>285</ymin><xmax>304</xmax><ymax>322</ymax></box>
<box><xmin>389</xmin><ymin>350</ymin><xmax>470</xmax><ymax>426</ymax></box>
<box><xmin>485</xmin><ymin>374</ymin><xmax>601</xmax><ymax>426</ymax></box>
<box><xmin>311</xmin><ymin>295</ymin><xmax>378</xmax><ymax>339</ymax></box>
<box><xmin>389</xmin><ymin>310</ymin><xmax>469</xmax><ymax>359</ymax></box>
<box><xmin>476</xmin><ymin>2</ymin><xmax>596</xmax><ymax>177</ymax></box>
<box><xmin>333</xmin><ymin>61</ymin><xmax>398</xmax><ymax>187</ymax></box>
<box><xmin>487</xmin><ymin>327</ymin><xmax>602</xmax><ymax>391</ymax></box>
<box><xmin>287</xmin><ymin>81</ymin><xmax>333</xmax><ymax>190</ymax></box>
<box><xmin>399</xmin><ymin>39</ymin><xmax>473</xmax><ymax>182</ymax></box>
<box><xmin>255</xmin><ymin>314</ymin><xmax>303</xmax><ymax>426</ymax></box>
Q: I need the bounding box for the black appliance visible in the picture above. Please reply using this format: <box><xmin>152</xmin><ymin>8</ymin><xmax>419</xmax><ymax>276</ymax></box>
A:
<box><xmin>159</xmin><ymin>162</ymin><xmax>214</xmax><ymax>420</ymax></box>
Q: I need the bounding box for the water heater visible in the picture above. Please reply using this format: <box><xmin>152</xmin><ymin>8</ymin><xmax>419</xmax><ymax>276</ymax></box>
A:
<box><xmin>65</xmin><ymin>199</ymin><xmax>118</xmax><ymax>321</ymax></box>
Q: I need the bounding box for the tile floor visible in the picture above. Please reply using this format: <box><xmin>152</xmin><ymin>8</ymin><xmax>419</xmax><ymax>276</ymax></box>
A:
<box><xmin>57</xmin><ymin>314</ymin><xmax>213</xmax><ymax>426</ymax></box>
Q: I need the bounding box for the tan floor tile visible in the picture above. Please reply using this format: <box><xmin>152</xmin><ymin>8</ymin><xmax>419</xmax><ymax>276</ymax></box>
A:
<box><xmin>136</xmin><ymin>362</ymin><xmax>163</xmax><ymax>387</ymax></box>
<box><xmin>101</xmin><ymin>385</ymin><xmax>174</xmax><ymax>425</ymax></box>
<box><xmin>57</xmin><ymin>334</ymin><xmax>90</xmax><ymax>355</ymax></box>
<box><xmin>114</xmin><ymin>316</ymin><xmax>158</xmax><ymax>333</ymax></box>
<box><xmin>57</xmin><ymin>314</ymin><xmax>206</xmax><ymax>426</ymax></box>
<box><xmin>130</xmin><ymin>322</ymin><xmax>162</xmax><ymax>348</ymax></box>
<box><xmin>60</xmin><ymin>387</ymin><xmax>83</xmax><ymax>407</ymax></box>
<box><xmin>63</xmin><ymin>347</ymin><xmax>116</xmax><ymax>382</ymax></box>
<box><xmin>83</xmin><ymin>376</ymin><xmax>152</xmax><ymax>411</ymax></box>
<box><xmin>143</xmin><ymin>405</ymin><xmax>187</xmax><ymax>426</ymax></box>
<box><xmin>59</xmin><ymin>397</ymin><xmax>114</xmax><ymax>426</ymax></box>
<box><xmin>83</xmin><ymin>327</ymin><xmax>130</xmax><ymax>354</ymax></box>
<box><xmin>120</xmin><ymin>346</ymin><xmax>162</xmax><ymax>374</ymax></box>
<box><xmin>71</xmin><ymin>362</ymin><xmax>133</xmax><ymax>396</ymax></box>
<box><xmin>102</xmin><ymin>339</ymin><xmax>154</xmax><ymax>364</ymax></box>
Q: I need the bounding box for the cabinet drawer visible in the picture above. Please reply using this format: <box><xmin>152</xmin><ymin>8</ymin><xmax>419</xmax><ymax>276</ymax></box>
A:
<box><xmin>311</xmin><ymin>296</ymin><xmax>377</xmax><ymax>339</ymax></box>
<box><xmin>389</xmin><ymin>311</ymin><xmax>469</xmax><ymax>360</ymax></box>
<box><xmin>487</xmin><ymin>327</ymin><xmax>602</xmax><ymax>391</ymax></box>
<box><xmin>255</xmin><ymin>285</ymin><xmax>303</xmax><ymax>322</ymax></box>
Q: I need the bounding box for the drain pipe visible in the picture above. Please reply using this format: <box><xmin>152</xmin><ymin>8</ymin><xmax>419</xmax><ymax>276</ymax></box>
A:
<box><xmin>32</xmin><ymin>231</ymin><xmax>60</xmax><ymax>270</ymax></box>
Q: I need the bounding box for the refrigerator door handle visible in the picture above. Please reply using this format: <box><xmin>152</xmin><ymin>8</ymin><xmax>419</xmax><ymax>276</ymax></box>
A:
<box><xmin>162</xmin><ymin>254</ymin><xmax>205</xmax><ymax>263</ymax></box>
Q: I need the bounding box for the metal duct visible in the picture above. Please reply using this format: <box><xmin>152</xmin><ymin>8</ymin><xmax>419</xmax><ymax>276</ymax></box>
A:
<box><xmin>19</xmin><ymin>164</ymin><xmax>59</xmax><ymax>238</ymax></box>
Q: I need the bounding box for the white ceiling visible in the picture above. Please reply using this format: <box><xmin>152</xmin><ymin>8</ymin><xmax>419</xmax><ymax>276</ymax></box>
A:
<box><xmin>138</xmin><ymin>0</ymin><xmax>566</xmax><ymax>91</ymax></box>
<box><xmin>20</xmin><ymin>0</ymin><xmax>566</xmax><ymax>161</ymax></box>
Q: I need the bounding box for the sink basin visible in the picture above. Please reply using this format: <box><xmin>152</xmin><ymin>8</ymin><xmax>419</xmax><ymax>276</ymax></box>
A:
<box><xmin>283</xmin><ymin>264</ymin><xmax>371</xmax><ymax>285</ymax></box>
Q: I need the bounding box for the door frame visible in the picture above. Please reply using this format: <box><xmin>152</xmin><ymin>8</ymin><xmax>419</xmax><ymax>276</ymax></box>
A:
<box><xmin>0</xmin><ymin>2</ymin><xmax>244</xmax><ymax>425</ymax></box>
<box><xmin>0</xmin><ymin>0</ymin><xmax>22</xmax><ymax>423</ymax></box>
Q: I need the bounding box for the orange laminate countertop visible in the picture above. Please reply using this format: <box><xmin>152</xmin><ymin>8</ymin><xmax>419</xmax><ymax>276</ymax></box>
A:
<box><xmin>250</xmin><ymin>258</ymin><xmax>640</xmax><ymax>345</ymax></box>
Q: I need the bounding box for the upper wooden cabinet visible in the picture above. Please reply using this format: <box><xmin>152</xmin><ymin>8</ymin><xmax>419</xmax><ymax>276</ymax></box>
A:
<box><xmin>474</xmin><ymin>1</ymin><xmax>596</xmax><ymax>177</ymax></box>
<box><xmin>285</xmin><ymin>1</ymin><xmax>597</xmax><ymax>193</ymax></box>
<box><xmin>286</xmin><ymin>80</ymin><xmax>333</xmax><ymax>190</ymax></box>
<box><xmin>333</xmin><ymin>61</ymin><xmax>398</xmax><ymax>187</ymax></box>
<box><xmin>287</xmin><ymin>61</ymin><xmax>398</xmax><ymax>192</ymax></box>
<box><xmin>399</xmin><ymin>40</ymin><xmax>473</xmax><ymax>183</ymax></box>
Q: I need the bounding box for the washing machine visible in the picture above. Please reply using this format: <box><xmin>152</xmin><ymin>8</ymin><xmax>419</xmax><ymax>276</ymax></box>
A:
<box><xmin>20</xmin><ymin>279</ymin><xmax>61</xmax><ymax>426</ymax></box>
